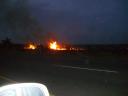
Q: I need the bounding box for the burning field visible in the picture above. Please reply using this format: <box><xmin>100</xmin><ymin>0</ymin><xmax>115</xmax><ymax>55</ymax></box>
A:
<box><xmin>22</xmin><ymin>40</ymin><xmax>86</xmax><ymax>52</ymax></box>
<box><xmin>47</xmin><ymin>41</ymin><xmax>86</xmax><ymax>51</ymax></box>
<box><xmin>24</xmin><ymin>43</ymin><xmax>37</xmax><ymax>50</ymax></box>
<box><xmin>49</xmin><ymin>41</ymin><xmax>67</xmax><ymax>50</ymax></box>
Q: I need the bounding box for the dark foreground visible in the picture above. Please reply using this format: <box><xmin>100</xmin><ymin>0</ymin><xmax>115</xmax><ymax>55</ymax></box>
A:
<box><xmin>0</xmin><ymin>50</ymin><xmax>128</xmax><ymax>96</ymax></box>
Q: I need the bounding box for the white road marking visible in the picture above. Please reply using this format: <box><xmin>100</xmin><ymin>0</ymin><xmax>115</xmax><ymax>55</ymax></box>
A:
<box><xmin>55</xmin><ymin>65</ymin><xmax>118</xmax><ymax>74</ymax></box>
<box><xmin>0</xmin><ymin>75</ymin><xmax>17</xmax><ymax>83</ymax></box>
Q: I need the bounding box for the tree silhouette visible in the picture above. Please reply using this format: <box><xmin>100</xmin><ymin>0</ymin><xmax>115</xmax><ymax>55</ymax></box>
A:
<box><xmin>1</xmin><ymin>37</ymin><xmax>12</xmax><ymax>46</ymax></box>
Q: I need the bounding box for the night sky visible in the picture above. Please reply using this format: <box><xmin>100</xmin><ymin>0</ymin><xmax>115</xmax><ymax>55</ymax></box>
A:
<box><xmin>0</xmin><ymin>0</ymin><xmax>128</xmax><ymax>44</ymax></box>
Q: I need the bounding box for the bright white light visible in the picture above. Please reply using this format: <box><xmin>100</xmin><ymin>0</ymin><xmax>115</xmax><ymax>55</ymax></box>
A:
<box><xmin>0</xmin><ymin>83</ymin><xmax>49</xmax><ymax>96</ymax></box>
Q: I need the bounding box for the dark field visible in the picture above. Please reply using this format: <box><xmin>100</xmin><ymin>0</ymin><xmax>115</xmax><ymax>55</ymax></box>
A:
<box><xmin>0</xmin><ymin>49</ymin><xmax>128</xmax><ymax>96</ymax></box>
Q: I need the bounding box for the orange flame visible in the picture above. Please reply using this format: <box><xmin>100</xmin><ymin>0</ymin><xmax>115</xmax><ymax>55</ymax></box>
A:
<box><xmin>24</xmin><ymin>43</ymin><xmax>37</xmax><ymax>50</ymax></box>
<box><xmin>49</xmin><ymin>41</ymin><xmax>66</xmax><ymax>50</ymax></box>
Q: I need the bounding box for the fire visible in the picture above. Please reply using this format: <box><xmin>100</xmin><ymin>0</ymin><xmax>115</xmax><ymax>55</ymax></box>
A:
<box><xmin>28</xmin><ymin>44</ymin><xmax>36</xmax><ymax>50</ymax></box>
<box><xmin>49</xmin><ymin>41</ymin><xmax>66</xmax><ymax>50</ymax></box>
<box><xmin>24</xmin><ymin>43</ymin><xmax>37</xmax><ymax>50</ymax></box>
<box><xmin>49</xmin><ymin>41</ymin><xmax>58</xmax><ymax>50</ymax></box>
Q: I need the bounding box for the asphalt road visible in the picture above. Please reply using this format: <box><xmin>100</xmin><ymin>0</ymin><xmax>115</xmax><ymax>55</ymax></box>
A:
<box><xmin>0</xmin><ymin>50</ymin><xmax>128</xmax><ymax>96</ymax></box>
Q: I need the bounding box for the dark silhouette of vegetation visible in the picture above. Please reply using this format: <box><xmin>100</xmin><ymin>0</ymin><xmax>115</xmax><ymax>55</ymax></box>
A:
<box><xmin>1</xmin><ymin>38</ymin><xmax>12</xmax><ymax>46</ymax></box>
